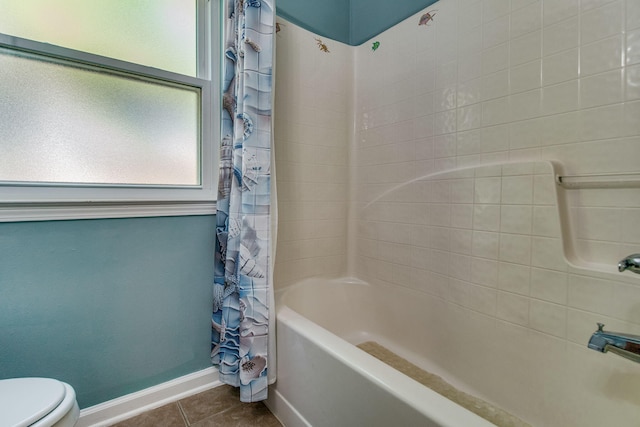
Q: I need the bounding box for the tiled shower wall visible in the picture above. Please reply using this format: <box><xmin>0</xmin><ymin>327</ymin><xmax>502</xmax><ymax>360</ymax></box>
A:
<box><xmin>274</xmin><ymin>0</ymin><xmax>640</xmax><ymax>341</ymax></box>
<box><xmin>273</xmin><ymin>23</ymin><xmax>351</xmax><ymax>289</ymax></box>
<box><xmin>353</xmin><ymin>0</ymin><xmax>640</xmax><ymax>350</ymax></box>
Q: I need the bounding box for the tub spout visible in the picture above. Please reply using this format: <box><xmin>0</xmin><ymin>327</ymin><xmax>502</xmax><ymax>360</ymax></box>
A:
<box><xmin>588</xmin><ymin>323</ymin><xmax>640</xmax><ymax>364</ymax></box>
<box><xmin>618</xmin><ymin>254</ymin><xmax>640</xmax><ymax>274</ymax></box>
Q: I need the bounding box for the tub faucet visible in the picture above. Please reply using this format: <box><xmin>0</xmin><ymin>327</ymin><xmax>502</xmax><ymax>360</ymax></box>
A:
<box><xmin>588</xmin><ymin>323</ymin><xmax>640</xmax><ymax>364</ymax></box>
<box><xmin>618</xmin><ymin>254</ymin><xmax>640</xmax><ymax>274</ymax></box>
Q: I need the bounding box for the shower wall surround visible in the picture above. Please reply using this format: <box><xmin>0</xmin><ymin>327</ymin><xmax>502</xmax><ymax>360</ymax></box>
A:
<box><xmin>353</xmin><ymin>0</ymin><xmax>640</xmax><ymax>379</ymax></box>
<box><xmin>274</xmin><ymin>0</ymin><xmax>640</xmax><ymax>373</ymax></box>
<box><xmin>355</xmin><ymin>0</ymin><xmax>640</xmax><ymax>269</ymax></box>
<box><xmin>273</xmin><ymin>24</ymin><xmax>351</xmax><ymax>288</ymax></box>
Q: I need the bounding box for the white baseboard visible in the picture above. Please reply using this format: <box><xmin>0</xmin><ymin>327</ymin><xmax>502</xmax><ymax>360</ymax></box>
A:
<box><xmin>265</xmin><ymin>387</ymin><xmax>310</xmax><ymax>427</ymax></box>
<box><xmin>77</xmin><ymin>367</ymin><xmax>221</xmax><ymax>427</ymax></box>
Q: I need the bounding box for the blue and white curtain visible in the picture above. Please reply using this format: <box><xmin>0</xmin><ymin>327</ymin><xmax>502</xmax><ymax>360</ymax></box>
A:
<box><xmin>212</xmin><ymin>0</ymin><xmax>276</xmax><ymax>403</ymax></box>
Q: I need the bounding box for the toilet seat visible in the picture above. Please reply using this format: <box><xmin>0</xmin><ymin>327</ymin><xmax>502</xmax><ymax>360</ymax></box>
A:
<box><xmin>0</xmin><ymin>378</ymin><xmax>77</xmax><ymax>427</ymax></box>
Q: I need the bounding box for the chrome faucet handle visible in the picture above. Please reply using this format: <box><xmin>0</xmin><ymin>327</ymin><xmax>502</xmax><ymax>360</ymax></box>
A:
<box><xmin>618</xmin><ymin>254</ymin><xmax>640</xmax><ymax>274</ymax></box>
<box><xmin>589</xmin><ymin>322</ymin><xmax>640</xmax><ymax>364</ymax></box>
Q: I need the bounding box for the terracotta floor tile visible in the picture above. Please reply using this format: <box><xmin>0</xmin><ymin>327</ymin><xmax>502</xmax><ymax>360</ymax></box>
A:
<box><xmin>109</xmin><ymin>402</ymin><xmax>186</xmax><ymax>427</ymax></box>
<box><xmin>190</xmin><ymin>402</ymin><xmax>282</xmax><ymax>427</ymax></box>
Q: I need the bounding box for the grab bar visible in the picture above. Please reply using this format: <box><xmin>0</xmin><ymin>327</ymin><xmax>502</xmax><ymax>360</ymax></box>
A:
<box><xmin>556</xmin><ymin>172</ymin><xmax>640</xmax><ymax>189</ymax></box>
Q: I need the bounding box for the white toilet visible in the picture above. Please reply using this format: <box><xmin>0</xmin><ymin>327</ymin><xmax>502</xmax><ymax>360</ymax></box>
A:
<box><xmin>0</xmin><ymin>378</ymin><xmax>80</xmax><ymax>427</ymax></box>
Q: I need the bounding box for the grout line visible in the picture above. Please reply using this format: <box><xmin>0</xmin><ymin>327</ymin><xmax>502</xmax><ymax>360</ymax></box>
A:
<box><xmin>177</xmin><ymin>401</ymin><xmax>191</xmax><ymax>426</ymax></box>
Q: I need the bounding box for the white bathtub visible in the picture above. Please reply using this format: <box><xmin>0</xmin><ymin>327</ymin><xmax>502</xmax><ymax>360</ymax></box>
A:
<box><xmin>266</xmin><ymin>277</ymin><xmax>496</xmax><ymax>427</ymax></box>
<box><xmin>266</xmin><ymin>277</ymin><xmax>640</xmax><ymax>427</ymax></box>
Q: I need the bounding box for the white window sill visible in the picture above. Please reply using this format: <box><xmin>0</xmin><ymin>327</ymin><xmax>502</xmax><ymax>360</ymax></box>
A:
<box><xmin>0</xmin><ymin>200</ymin><xmax>216</xmax><ymax>222</ymax></box>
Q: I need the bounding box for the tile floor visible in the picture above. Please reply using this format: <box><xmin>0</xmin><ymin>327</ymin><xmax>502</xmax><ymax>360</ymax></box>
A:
<box><xmin>110</xmin><ymin>385</ymin><xmax>282</xmax><ymax>427</ymax></box>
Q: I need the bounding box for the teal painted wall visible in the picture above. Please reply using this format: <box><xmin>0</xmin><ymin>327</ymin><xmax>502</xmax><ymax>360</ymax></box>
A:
<box><xmin>349</xmin><ymin>0</ymin><xmax>438</xmax><ymax>45</ymax></box>
<box><xmin>276</xmin><ymin>0</ymin><xmax>349</xmax><ymax>43</ymax></box>
<box><xmin>276</xmin><ymin>0</ymin><xmax>437</xmax><ymax>45</ymax></box>
<box><xmin>0</xmin><ymin>215</ymin><xmax>215</xmax><ymax>408</ymax></box>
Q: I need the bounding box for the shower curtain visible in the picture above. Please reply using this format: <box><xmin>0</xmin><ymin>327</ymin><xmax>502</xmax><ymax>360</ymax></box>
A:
<box><xmin>212</xmin><ymin>0</ymin><xmax>277</xmax><ymax>403</ymax></box>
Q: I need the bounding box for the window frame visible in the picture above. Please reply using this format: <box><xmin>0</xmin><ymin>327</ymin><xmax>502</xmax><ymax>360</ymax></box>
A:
<box><xmin>0</xmin><ymin>0</ymin><xmax>220</xmax><ymax>222</ymax></box>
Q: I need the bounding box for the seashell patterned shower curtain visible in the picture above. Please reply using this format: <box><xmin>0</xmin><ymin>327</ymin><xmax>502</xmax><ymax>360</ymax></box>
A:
<box><xmin>212</xmin><ymin>0</ymin><xmax>277</xmax><ymax>402</ymax></box>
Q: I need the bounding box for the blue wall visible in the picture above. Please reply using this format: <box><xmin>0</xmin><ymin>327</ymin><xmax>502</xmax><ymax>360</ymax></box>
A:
<box><xmin>276</xmin><ymin>0</ymin><xmax>350</xmax><ymax>44</ymax></box>
<box><xmin>276</xmin><ymin>0</ymin><xmax>438</xmax><ymax>45</ymax></box>
<box><xmin>349</xmin><ymin>0</ymin><xmax>438</xmax><ymax>45</ymax></box>
<box><xmin>0</xmin><ymin>215</ymin><xmax>215</xmax><ymax>408</ymax></box>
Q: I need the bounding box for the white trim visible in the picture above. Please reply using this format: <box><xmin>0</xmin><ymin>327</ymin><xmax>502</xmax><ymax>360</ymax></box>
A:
<box><xmin>0</xmin><ymin>201</ymin><xmax>216</xmax><ymax>222</ymax></box>
<box><xmin>77</xmin><ymin>367</ymin><xmax>221</xmax><ymax>427</ymax></box>
<box><xmin>265</xmin><ymin>387</ymin><xmax>311</xmax><ymax>427</ymax></box>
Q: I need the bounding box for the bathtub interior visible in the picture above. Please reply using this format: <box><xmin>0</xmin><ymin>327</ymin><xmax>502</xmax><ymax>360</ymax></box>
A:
<box><xmin>276</xmin><ymin>161</ymin><xmax>640</xmax><ymax>427</ymax></box>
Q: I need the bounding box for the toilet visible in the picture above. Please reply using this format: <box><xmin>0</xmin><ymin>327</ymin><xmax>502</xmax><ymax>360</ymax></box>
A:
<box><xmin>0</xmin><ymin>378</ymin><xmax>80</xmax><ymax>427</ymax></box>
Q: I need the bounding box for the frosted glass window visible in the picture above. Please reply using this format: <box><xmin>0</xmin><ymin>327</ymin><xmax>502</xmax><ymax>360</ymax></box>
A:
<box><xmin>0</xmin><ymin>48</ymin><xmax>201</xmax><ymax>186</ymax></box>
<box><xmin>0</xmin><ymin>0</ymin><xmax>197</xmax><ymax>76</ymax></box>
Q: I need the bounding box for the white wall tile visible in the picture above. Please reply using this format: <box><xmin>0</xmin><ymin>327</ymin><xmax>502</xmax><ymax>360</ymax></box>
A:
<box><xmin>458</xmin><ymin>54</ymin><xmax>483</xmax><ymax>83</ymax></box>
<box><xmin>483</xmin><ymin>15</ymin><xmax>510</xmax><ymax>48</ymax></box>
<box><xmin>501</xmin><ymin>205</ymin><xmax>533</xmax><ymax>234</ymax></box>
<box><xmin>472</xmin><ymin>230</ymin><xmax>501</xmax><ymax>258</ymax></box>
<box><xmin>472</xmin><ymin>257</ymin><xmax>499</xmax><ymax>286</ymax></box>
<box><xmin>457</xmin><ymin>104</ymin><xmax>483</xmax><ymax>131</ymax></box>
<box><xmin>580</xmin><ymin>69</ymin><xmax>624</xmax><ymax>109</ymax></box>
<box><xmin>580</xmin><ymin>35</ymin><xmax>624</xmax><ymax>76</ymax></box>
<box><xmin>626</xmin><ymin>65</ymin><xmax>640</xmax><ymax>101</ymax></box>
<box><xmin>532</xmin><ymin>205</ymin><xmax>560</xmax><ymax>237</ymax></box>
<box><xmin>529</xmin><ymin>299</ymin><xmax>567</xmax><ymax>338</ymax></box>
<box><xmin>474</xmin><ymin>204</ymin><xmax>502</xmax><ymax>231</ymax></box>
<box><xmin>530</xmin><ymin>236</ymin><xmax>567</xmax><ymax>271</ymax></box>
<box><xmin>499</xmin><ymin>233</ymin><xmax>532</xmax><ymax>264</ymax></box>
<box><xmin>497</xmin><ymin>291</ymin><xmax>530</xmax><ymax>325</ymax></box>
<box><xmin>511</xmin><ymin>60</ymin><xmax>541</xmax><ymax>93</ymax></box>
<box><xmin>530</xmin><ymin>267</ymin><xmax>567</xmax><ymax>304</ymax></box>
<box><xmin>451</xmin><ymin>203</ymin><xmax>474</xmax><ymax>228</ymax></box>
<box><xmin>509</xmin><ymin>117</ymin><xmax>543</xmax><ymax>149</ymax></box>
<box><xmin>483</xmin><ymin>0</ymin><xmax>511</xmax><ymax>22</ymax></box>
<box><xmin>482</xmin><ymin>70</ymin><xmax>510</xmax><ymax>101</ymax></box>
<box><xmin>567</xmin><ymin>274</ymin><xmax>615</xmax><ymax>315</ymax></box>
<box><xmin>542</xmin><ymin>0</ymin><xmax>579</xmax><ymax>27</ymax></box>
<box><xmin>580</xmin><ymin>1</ymin><xmax>624</xmax><ymax>45</ymax></box>
<box><xmin>482</xmin><ymin>96</ymin><xmax>511</xmax><ymax>125</ymax></box>
<box><xmin>502</xmin><ymin>175</ymin><xmax>534</xmax><ymax>204</ymax></box>
<box><xmin>542</xmin><ymin>79</ymin><xmax>579</xmax><ymax>115</ymax></box>
<box><xmin>510</xmin><ymin>89</ymin><xmax>542</xmax><ymax>120</ymax></box>
<box><xmin>542</xmin><ymin>17</ymin><xmax>579</xmax><ymax>56</ymax></box>
<box><xmin>628</xmin><ymin>0</ymin><xmax>640</xmax><ymax>31</ymax></box>
<box><xmin>539</xmin><ymin>111</ymin><xmax>580</xmax><ymax>145</ymax></box>
<box><xmin>459</xmin><ymin>0</ymin><xmax>484</xmax><ymax>33</ymax></box>
<box><xmin>581</xmin><ymin>0</ymin><xmax>617</xmax><ymax>12</ymax></box>
<box><xmin>483</xmin><ymin>43</ymin><xmax>510</xmax><ymax>75</ymax></box>
<box><xmin>627</xmin><ymin>29</ymin><xmax>640</xmax><ymax>66</ymax></box>
<box><xmin>475</xmin><ymin>176</ymin><xmax>503</xmax><ymax>203</ymax></box>
<box><xmin>451</xmin><ymin>178</ymin><xmax>476</xmax><ymax>202</ymax></box>
<box><xmin>542</xmin><ymin>48</ymin><xmax>579</xmax><ymax>86</ymax></box>
<box><xmin>511</xmin><ymin>1</ymin><xmax>542</xmax><ymax>38</ymax></box>
<box><xmin>511</xmin><ymin>30</ymin><xmax>542</xmax><ymax>66</ymax></box>
<box><xmin>481</xmin><ymin>124</ymin><xmax>510</xmax><ymax>152</ymax></box>
<box><xmin>498</xmin><ymin>261</ymin><xmax>531</xmax><ymax>293</ymax></box>
<box><xmin>578</xmin><ymin>103</ymin><xmax>625</xmax><ymax>140</ymax></box>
